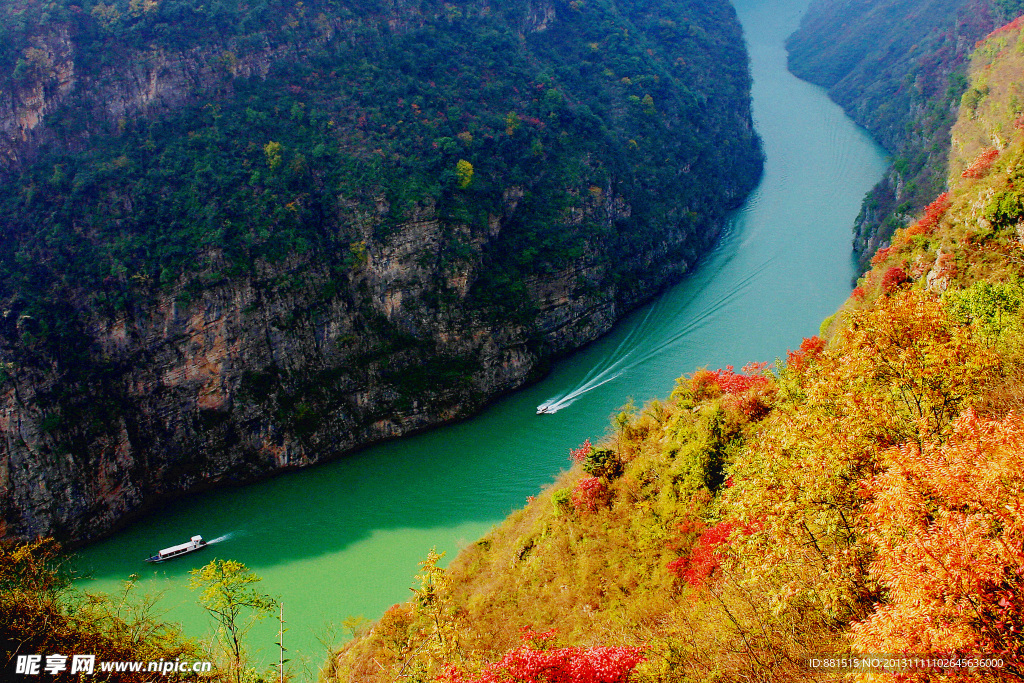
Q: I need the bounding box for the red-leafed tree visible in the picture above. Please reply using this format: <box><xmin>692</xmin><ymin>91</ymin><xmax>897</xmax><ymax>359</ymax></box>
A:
<box><xmin>438</xmin><ymin>628</ymin><xmax>645</xmax><ymax>683</ymax></box>
<box><xmin>786</xmin><ymin>336</ymin><xmax>826</xmax><ymax>373</ymax></box>
<box><xmin>571</xmin><ymin>476</ymin><xmax>608</xmax><ymax>514</ymax></box>
<box><xmin>690</xmin><ymin>363</ymin><xmax>769</xmax><ymax>397</ymax></box>
<box><xmin>961</xmin><ymin>148</ymin><xmax>999</xmax><ymax>179</ymax></box>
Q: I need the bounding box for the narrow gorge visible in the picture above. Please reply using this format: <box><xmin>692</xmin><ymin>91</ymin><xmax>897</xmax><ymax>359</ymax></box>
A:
<box><xmin>0</xmin><ymin>0</ymin><xmax>762</xmax><ymax>542</ymax></box>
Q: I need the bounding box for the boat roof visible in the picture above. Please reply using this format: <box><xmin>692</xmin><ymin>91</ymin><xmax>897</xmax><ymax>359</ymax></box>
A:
<box><xmin>158</xmin><ymin>535</ymin><xmax>204</xmax><ymax>556</ymax></box>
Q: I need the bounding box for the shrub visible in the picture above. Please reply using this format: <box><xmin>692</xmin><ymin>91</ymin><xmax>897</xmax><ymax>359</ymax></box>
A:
<box><xmin>569</xmin><ymin>439</ymin><xmax>592</xmax><ymax>464</ymax></box>
<box><xmin>438</xmin><ymin>628</ymin><xmax>645</xmax><ymax>683</ymax></box>
<box><xmin>961</xmin><ymin>148</ymin><xmax>999</xmax><ymax>178</ymax></box>
<box><xmin>666</xmin><ymin>520</ymin><xmax>736</xmax><ymax>588</ymax></box>
<box><xmin>881</xmin><ymin>266</ymin><xmax>909</xmax><ymax>294</ymax></box>
<box><xmin>374</xmin><ymin>604</ymin><xmax>415</xmax><ymax>658</ymax></box>
<box><xmin>785</xmin><ymin>336</ymin><xmax>826</xmax><ymax>373</ymax></box>
<box><xmin>689</xmin><ymin>363</ymin><xmax>769</xmax><ymax>398</ymax></box>
<box><xmin>582</xmin><ymin>447</ymin><xmax>621</xmax><ymax>479</ymax></box>
<box><xmin>943</xmin><ymin>280</ymin><xmax>1024</xmax><ymax>339</ymax></box>
<box><xmin>732</xmin><ymin>386</ymin><xmax>774</xmax><ymax>421</ymax></box>
<box><xmin>905</xmin><ymin>191</ymin><xmax>951</xmax><ymax>237</ymax></box>
<box><xmin>984</xmin><ymin>188</ymin><xmax>1024</xmax><ymax>227</ymax></box>
<box><xmin>688</xmin><ymin>369</ymin><xmax>723</xmax><ymax>399</ymax></box>
<box><xmin>871</xmin><ymin>244</ymin><xmax>894</xmax><ymax>266</ymax></box>
<box><xmin>551</xmin><ymin>488</ymin><xmax>572</xmax><ymax>512</ymax></box>
<box><xmin>570</xmin><ymin>477</ymin><xmax>608</xmax><ymax>514</ymax></box>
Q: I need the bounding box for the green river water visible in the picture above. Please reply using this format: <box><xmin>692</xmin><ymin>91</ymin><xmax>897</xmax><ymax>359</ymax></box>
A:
<box><xmin>76</xmin><ymin>0</ymin><xmax>890</xmax><ymax>676</ymax></box>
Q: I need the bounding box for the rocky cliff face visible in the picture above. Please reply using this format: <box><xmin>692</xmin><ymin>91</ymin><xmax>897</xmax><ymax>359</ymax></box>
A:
<box><xmin>0</xmin><ymin>0</ymin><xmax>759</xmax><ymax>543</ymax></box>
<box><xmin>1</xmin><ymin>27</ymin><xmax>291</xmax><ymax>172</ymax></box>
<box><xmin>0</xmin><ymin>183</ymin><xmax>719</xmax><ymax>542</ymax></box>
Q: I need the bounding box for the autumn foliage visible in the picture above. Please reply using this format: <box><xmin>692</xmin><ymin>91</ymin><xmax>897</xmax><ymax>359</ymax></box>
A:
<box><xmin>984</xmin><ymin>14</ymin><xmax>1024</xmax><ymax>42</ymax></box>
<box><xmin>961</xmin><ymin>148</ymin><xmax>999</xmax><ymax>178</ymax></box>
<box><xmin>690</xmin><ymin>363</ymin><xmax>768</xmax><ymax>397</ymax></box>
<box><xmin>329</xmin><ymin>50</ymin><xmax>1024</xmax><ymax>682</ymax></box>
<box><xmin>666</xmin><ymin>520</ymin><xmax>735</xmax><ymax>588</ymax></box>
<box><xmin>881</xmin><ymin>265</ymin><xmax>909</xmax><ymax>293</ymax></box>
<box><xmin>785</xmin><ymin>335</ymin><xmax>826</xmax><ymax>372</ymax></box>
<box><xmin>870</xmin><ymin>193</ymin><xmax>951</xmax><ymax>268</ymax></box>
<box><xmin>0</xmin><ymin>540</ymin><xmax>199</xmax><ymax>682</ymax></box>
<box><xmin>713</xmin><ymin>288</ymin><xmax>1001</xmax><ymax>655</ymax></box>
<box><xmin>871</xmin><ymin>244</ymin><xmax>895</xmax><ymax>266</ymax></box>
<box><xmin>439</xmin><ymin>629</ymin><xmax>645</xmax><ymax>683</ymax></box>
<box><xmin>689</xmin><ymin>362</ymin><xmax>774</xmax><ymax>420</ymax></box>
<box><xmin>905</xmin><ymin>191</ymin><xmax>951</xmax><ymax>238</ymax></box>
<box><xmin>569</xmin><ymin>439</ymin><xmax>592</xmax><ymax>464</ymax></box>
<box><xmin>570</xmin><ymin>476</ymin><xmax>608</xmax><ymax>514</ymax></box>
<box><xmin>852</xmin><ymin>410</ymin><xmax>1024</xmax><ymax>679</ymax></box>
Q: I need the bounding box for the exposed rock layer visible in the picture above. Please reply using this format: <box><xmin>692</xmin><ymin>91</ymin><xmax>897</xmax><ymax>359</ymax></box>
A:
<box><xmin>0</xmin><ymin>0</ymin><xmax>760</xmax><ymax>543</ymax></box>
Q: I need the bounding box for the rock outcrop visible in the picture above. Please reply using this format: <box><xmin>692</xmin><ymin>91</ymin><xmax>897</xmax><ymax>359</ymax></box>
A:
<box><xmin>0</xmin><ymin>0</ymin><xmax>761</xmax><ymax>543</ymax></box>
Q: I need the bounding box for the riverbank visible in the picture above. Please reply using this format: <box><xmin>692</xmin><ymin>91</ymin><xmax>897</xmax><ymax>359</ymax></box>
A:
<box><xmin>331</xmin><ymin>8</ymin><xmax>1024</xmax><ymax>682</ymax></box>
<box><xmin>74</xmin><ymin>0</ymin><xmax>888</xmax><ymax>671</ymax></box>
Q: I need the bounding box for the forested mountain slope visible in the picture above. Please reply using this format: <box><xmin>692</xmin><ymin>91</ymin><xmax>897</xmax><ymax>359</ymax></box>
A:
<box><xmin>329</xmin><ymin>18</ymin><xmax>1024</xmax><ymax>682</ymax></box>
<box><xmin>0</xmin><ymin>0</ymin><xmax>762</xmax><ymax>542</ymax></box>
<box><xmin>787</xmin><ymin>0</ymin><xmax>1020</xmax><ymax>269</ymax></box>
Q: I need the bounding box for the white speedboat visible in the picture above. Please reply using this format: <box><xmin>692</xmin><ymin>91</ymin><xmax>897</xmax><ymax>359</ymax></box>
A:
<box><xmin>145</xmin><ymin>535</ymin><xmax>207</xmax><ymax>563</ymax></box>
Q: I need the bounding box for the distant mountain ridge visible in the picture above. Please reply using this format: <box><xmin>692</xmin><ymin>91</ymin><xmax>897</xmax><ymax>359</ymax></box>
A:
<box><xmin>786</xmin><ymin>0</ymin><xmax>1019</xmax><ymax>269</ymax></box>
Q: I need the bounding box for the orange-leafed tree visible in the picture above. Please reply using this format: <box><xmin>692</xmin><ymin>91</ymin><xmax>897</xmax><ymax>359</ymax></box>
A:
<box><xmin>822</xmin><ymin>290</ymin><xmax>998</xmax><ymax>442</ymax></box>
<box><xmin>851</xmin><ymin>410</ymin><xmax>1024</xmax><ymax>680</ymax></box>
<box><xmin>724</xmin><ymin>290</ymin><xmax>999</xmax><ymax>631</ymax></box>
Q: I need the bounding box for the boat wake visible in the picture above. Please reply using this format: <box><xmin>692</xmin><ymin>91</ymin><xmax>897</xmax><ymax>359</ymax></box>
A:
<box><xmin>536</xmin><ymin>257</ymin><xmax>774</xmax><ymax>415</ymax></box>
<box><xmin>206</xmin><ymin>533</ymin><xmax>234</xmax><ymax>545</ymax></box>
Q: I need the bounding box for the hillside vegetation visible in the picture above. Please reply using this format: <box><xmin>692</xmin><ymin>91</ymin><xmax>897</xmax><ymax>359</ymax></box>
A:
<box><xmin>0</xmin><ymin>539</ymin><xmax>201</xmax><ymax>682</ymax></box>
<box><xmin>787</xmin><ymin>0</ymin><xmax>1013</xmax><ymax>270</ymax></box>
<box><xmin>0</xmin><ymin>0</ymin><xmax>762</xmax><ymax>542</ymax></box>
<box><xmin>0</xmin><ymin>0</ymin><xmax>758</xmax><ymax>357</ymax></box>
<box><xmin>327</xmin><ymin>18</ymin><xmax>1024</xmax><ymax>682</ymax></box>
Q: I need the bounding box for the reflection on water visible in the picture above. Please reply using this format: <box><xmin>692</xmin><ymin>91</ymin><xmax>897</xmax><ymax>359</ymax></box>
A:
<box><xmin>75</xmin><ymin>0</ymin><xmax>888</xmax><ymax>673</ymax></box>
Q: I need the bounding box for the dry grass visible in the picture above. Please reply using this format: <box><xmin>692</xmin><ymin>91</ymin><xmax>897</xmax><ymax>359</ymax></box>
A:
<box><xmin>325</xmin><ymin>383</ymin><xmax>849</xmax><ymax>682</ymax></box>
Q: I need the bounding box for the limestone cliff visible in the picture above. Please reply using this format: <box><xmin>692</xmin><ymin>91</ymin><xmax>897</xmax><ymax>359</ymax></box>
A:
<box><xmin>0</xmin><ymin>0</ymin><xmax>761</xmax><ymax>542</ymax></box>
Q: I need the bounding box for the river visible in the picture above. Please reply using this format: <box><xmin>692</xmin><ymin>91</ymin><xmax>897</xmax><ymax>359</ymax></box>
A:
<box><xmin>75</xmin><ymin>0</ymin><xmax>889</xmax><ymax>676</ymax></box>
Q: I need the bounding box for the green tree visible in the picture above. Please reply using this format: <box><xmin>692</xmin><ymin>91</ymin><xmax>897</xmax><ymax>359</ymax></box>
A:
<box><xmin>412</xmin><ymin>548</ymin><xmax>463</xmax><ymax>666</ymax></box>
<box><xmin>189</xmin><ymin>559</ymin><xmax>277</xmax><ymax>683</ymax></box>
<box><xmin>642</xmin><ymin>93</ymin><xmax>656</xmax><ymax>115</ymax></box>
<box><xmin>263</xmin><ymin>141</ymin><xmax>283</xmax><ymax>171</ymax></box>
<box><xmin>455</xmin><ymin>159</ymin><xmax>473</xmax><ymax>189</ymax></box>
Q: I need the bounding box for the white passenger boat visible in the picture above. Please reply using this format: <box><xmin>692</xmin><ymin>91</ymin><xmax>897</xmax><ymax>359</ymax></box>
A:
<box><xmin>145</xmin><ymin>535</ymin><xmax>207</xmax><ymax>563</ymax></box>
